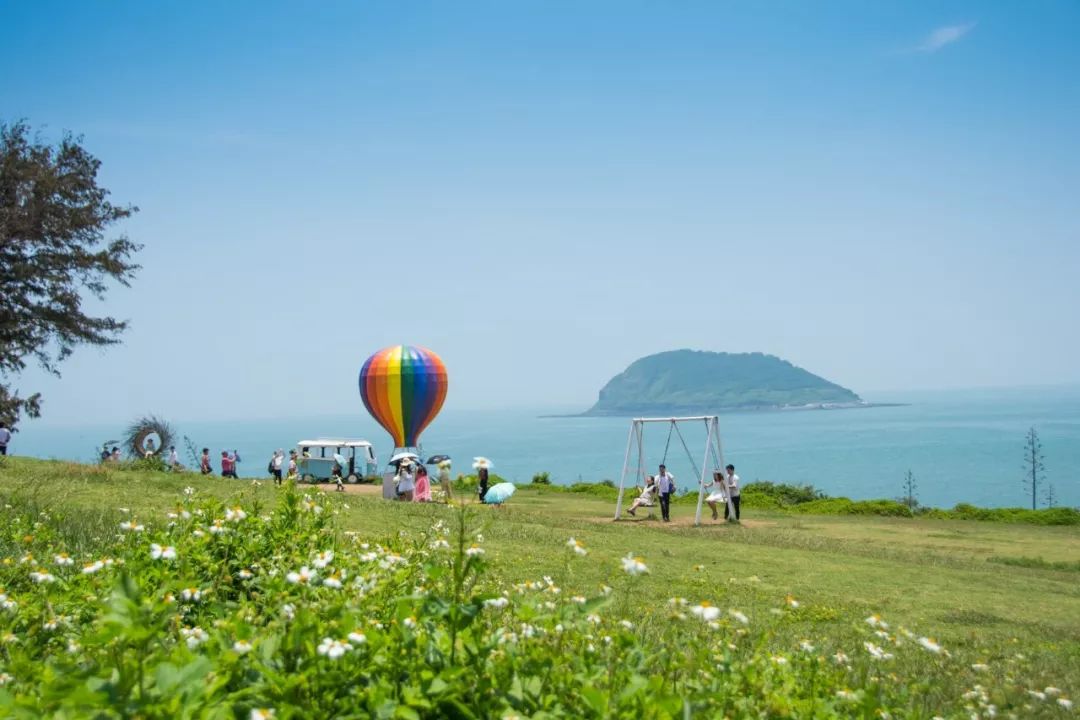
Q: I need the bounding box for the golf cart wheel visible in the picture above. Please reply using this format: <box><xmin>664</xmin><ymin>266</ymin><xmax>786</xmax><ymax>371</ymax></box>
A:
<box><xmin>347</xmin><ymin>474</ymin><xmax>359</xmax><ymax>484</ymax></box>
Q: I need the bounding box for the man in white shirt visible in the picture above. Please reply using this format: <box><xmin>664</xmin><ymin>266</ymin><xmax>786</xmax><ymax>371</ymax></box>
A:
<box><xmin>168</xmin><ymin>446</ymin><xmax>180</xmax><ymax>470</ymax></box>
<box><xmin>271</xmin><ymin>450</ymin><xmax>284</xmax><ymax>485</ymax></box>
<box><xmin>724</xmin><ymin>464</ymin><xmax>741</xmax><ymax>521</ymax></box>
<box><xmin>0</xmin><ymin>423</ymin><xmax>11</xmax><ymax>456</ymax></box>
<box><xmin>656</xmin><ymin>464</ymin><xmax>676</xmax><ymax>522</ymax></box>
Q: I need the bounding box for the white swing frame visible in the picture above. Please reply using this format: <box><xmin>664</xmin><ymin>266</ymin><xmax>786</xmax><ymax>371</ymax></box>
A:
<box><xmin>613</xmin><ymin>416</ymin><xmax>732</xmax><ymax>527</ymax></box>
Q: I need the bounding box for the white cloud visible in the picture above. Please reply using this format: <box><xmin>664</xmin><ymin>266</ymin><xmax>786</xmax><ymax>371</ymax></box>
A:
<box><xmin>915</xmin><ymin>22</ymin><xmax>976</xmax><ymax>53</ymax></box>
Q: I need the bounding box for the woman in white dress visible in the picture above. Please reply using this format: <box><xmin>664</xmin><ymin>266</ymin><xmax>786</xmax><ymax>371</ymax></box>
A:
<box><xmin>626</xmin><ymin>475</ymin><xmax>658</xmax><ymax>517</ymax></box>
<box><xmin>396</xmin><ymin>462</ymin><xmax>416</xmax><ymax>501</ymax></box>
<box><xmin>704</xmin><ymin>470</ymin><xmax>728</xmax><ymax>521</ymax></box>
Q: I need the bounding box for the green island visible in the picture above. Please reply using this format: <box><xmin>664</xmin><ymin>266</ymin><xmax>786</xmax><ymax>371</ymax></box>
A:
<box><xmin>585</xmin><ymin>350</ymin><xmax>865</xmax><ymax>416</ymax></box>
<box><xmin>0</xmin><ymin>456</ymin><xmax>1076</xmax><ymax>717</ymax></box>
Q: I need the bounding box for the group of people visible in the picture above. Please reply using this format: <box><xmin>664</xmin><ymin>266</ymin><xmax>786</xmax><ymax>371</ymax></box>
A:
<box><xmin>198</xmin><ymin>448</ymin><xmax>242</xmax><ymax>478</ymax></box>
<box><xmin>624</xmin><ymin>463</ymin><xmax>741</xmax><ymax>522</ymax></box>
<box><xmin>389</xmin><ymin>459</ymin><xmax>454</xmax><ymax>502</ymax></box>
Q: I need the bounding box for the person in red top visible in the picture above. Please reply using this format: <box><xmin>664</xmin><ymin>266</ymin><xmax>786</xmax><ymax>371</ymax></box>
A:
<box><xmin>200</xmin><ymin>448</ymin><xmax>212</xmax><ymax>475</ymax></box>
<box><xmin>221</xmin><ymin>451</ymin><xmax>237</xmax><ymax>478</ymax></box>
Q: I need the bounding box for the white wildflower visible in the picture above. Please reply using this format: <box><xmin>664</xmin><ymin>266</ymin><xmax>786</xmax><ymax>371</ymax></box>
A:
<box><xmin>180</xmin><ymin>587</ymin><xmax>203</xmax><ymax>602</ymax></box>
<box><xmin>864</xmin><ymin>641</ymin><xmax>893</xmax><ymax>661</ymax></box>
<box><xmin>465</xmin><ymin>545</ymin><xmax>485</xmax><ymax>558</ymax></box>
<box><xmin>566</xmin><ymin>538</ymin><xmax>588</xmax><ymax>556</ymax></box>
<box><xmin>281</xmin><ymin>603</ymin><xmax>296</xmax><ymax>621</ymax></box>
<box><xmin>150</xmin><ymin>544</ymin><xmax>177</xmax><ymax>560</ymax></box>
<box><xmin>312</xmin><ymin>550</ymin><xmax>334</xmax><ymax>568</ymax></box>
<box><xmin>322</xmin><ymin>573</ymin><xmax>344</xmax><ymax>589</ymax></box>
<box><xmin>690</xmin><ymin>602</ymin><xmax>721</xmax><ymax>622</ymax></box>
<box><xmin>53</xmin><ymin>553</ymin><xmax>74</xmax><ymax>566</ymax></box>
<box><xmin>119</xmin><ymin>520</ymin><xmax>145</xmax><ymax>533</ymax></box>
<box><xmin>917</xmin><ymin>637</ymin><xmax>944</xmax><ymax>654</ymax></box>
<box><xmin>620</xmin><ymin>553</ymin><xmax>648</xmax><ymax>575</ymax></box>
<box><xmin>233</xmin><ymin>640</ymin><xmax>253</xmax><ymax>654</ymax></box>
<box><xmin>250</xmin><ymin>709</ymin><xmax>275</xmax><ymax>720</ymax></box>
<box><xmin>729</xmin><ymin>609</ymin><xmax>749</xmax><ymax>625</ymax></box>
<box><xmin>799</xmin><ymin>640</ymin><xmax>816</xmax><ymax>653</ymax></box>
<box><xmin>29</xmin><ymin>570</ymin><xmax>56</xmax><ymax>584</ymax></box>
<box><xmin>484</xmin><ymin>597</ymin><xmax>509</xmax><ymax>610</ymax></box>
<box><xmin>316</xmin><ymin>637</ymin><xmax>351</xmax><ymax>659</ymax></box>
<box><xmin>180</xmin><ymin>626</ymin><xmax>208</xmax><ymax>648</ymax></box>
<box><xmin>225</xmin><ymin>506</ymin><xmax>247</xmax><ymax>522</ymax></box>
<box><xmin>286</xmin><ymin>566</ymin><xmax>317</xmax><ymax>585</ymax></box>
<box><xmin>347</xmin><ymin>631</ymin><xmax>367</xmax><ymax>645</ymax></box>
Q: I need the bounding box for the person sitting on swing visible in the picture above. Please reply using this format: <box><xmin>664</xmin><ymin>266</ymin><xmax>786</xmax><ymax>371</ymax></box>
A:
<box><xmin>704</xmin><ymin>470</ymin><xmax>727</xmax><ymax>521</ymax></box>
<box><xmin>626</xmin><ymin>475</ymin><xmax>657</xmax><ymax>517</ymax></box>
<box><xmin>656</xmin><ymin>464</ymin><xmax>676</xmax><ymax>522</ymax></box>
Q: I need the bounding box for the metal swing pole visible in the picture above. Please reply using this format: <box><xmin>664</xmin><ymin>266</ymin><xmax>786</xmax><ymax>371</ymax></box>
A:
<box><xmin>614</xmin><ymin>420</ymin><xmax>638</xmax><ymax>519</ymax></box>
<box><xmin>714</xmin><ymin>417</ymin><xmax>736</xmax><ymax>522</ymax></box>
<box><xmin>693</xmin><ymin>418</ymin><xmax>712</xmax><ymax>526</ymax></box>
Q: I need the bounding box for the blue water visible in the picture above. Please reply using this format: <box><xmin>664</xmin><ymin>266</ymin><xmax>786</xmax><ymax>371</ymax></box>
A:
<box><xmin>8</xmin><ymin>386</ymin><xmax>1080</xmax><ymax>509</ymax></box>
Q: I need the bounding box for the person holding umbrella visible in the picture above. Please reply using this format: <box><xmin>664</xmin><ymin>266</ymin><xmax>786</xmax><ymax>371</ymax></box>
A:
<box><xmin>426</xmin><ymin>454</ymin><xmax>453</xmax><ymax>502</ymax></box>
<box><xmin>396</xmin><ymin>461</ymin><xmax>416</xmax><ymax>501</ymax></box>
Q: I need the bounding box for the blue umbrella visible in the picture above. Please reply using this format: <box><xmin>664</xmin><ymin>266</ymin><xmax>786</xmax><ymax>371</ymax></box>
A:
<box><xmin>483</xmin><ymin>482</ymin><xmax>516</xmax><ymax>505</ymax></box>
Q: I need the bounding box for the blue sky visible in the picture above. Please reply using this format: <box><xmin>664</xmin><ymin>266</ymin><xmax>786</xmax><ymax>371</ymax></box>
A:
<box><xmin>3</xmin><ymin>1</ymin><xmax>1079</xmax><ymax>424</ymax></box>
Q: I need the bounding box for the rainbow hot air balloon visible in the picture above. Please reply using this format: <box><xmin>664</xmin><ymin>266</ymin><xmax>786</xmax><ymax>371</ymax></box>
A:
<box><xmin>359</xmin><ymin>345</ymin><xmax>448</xmax><ymax>449</ymax></box>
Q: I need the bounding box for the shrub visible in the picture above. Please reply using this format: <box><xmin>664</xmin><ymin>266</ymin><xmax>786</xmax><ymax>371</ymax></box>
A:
<box><xmin>531</xmin><ymin>471</ymin><xmax>551</xmax><ymax>485</ymax></box>
<box><xmin>742</xmin><ymin>481</ymin><xmax>827</xmax><ymax>506</ymax></box>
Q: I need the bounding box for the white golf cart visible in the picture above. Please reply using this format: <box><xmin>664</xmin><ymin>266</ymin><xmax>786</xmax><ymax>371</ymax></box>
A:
<box><xmin>296</xmin><ymin>439</ymin><xmax>377</xmax><ymax>484</ymax></box>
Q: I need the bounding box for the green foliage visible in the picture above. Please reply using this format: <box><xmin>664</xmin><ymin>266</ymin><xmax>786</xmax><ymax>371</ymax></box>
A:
<box><xmin>792</xmin><ymin>498</ymin><xmax>915</xmax><ymax>517</ymax></box>
<box><xmin>742</xmin><ymin>481</ymin><xmax>827</xmax><ymax>507</ymax></box>
<box><xmin>531</xmin><ymin>471</ymin><xmax>551</xmax><ymax>485</ymax></box>
<box><xmin>923</xmin><ymin>504</ymin><xmax>1080</xmax><ymax>526</ymax></box>
<box><xmin>0</xmin><ymin>483</ymin><xmax>1072</xmax><ymax>718</ymax></box>
<box><xmin>0</xmin><ymin>121</ymin><xmax>141</xmax><ymax>428</ymax></box>
<box><xmin>587</xmin><ymin>349</ymin><xmax>861</xmax><ymax>414</ymax></box>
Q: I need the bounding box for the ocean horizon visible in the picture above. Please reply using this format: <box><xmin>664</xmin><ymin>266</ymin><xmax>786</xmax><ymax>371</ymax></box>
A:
<box><xmin>8</xmin><ymin>385</ymin><xmax>1079</xmax><ymax>510</ymax></box>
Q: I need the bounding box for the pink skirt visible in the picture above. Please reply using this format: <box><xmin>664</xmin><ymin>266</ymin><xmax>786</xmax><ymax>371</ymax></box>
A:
<box><xmin>413</xmin><ymin>475</ymin><xmax>432</xmax><ymax>502</ymax></box>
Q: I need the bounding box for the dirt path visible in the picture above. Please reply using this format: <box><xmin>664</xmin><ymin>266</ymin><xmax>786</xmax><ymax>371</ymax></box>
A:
<box><xmin>605</xmin><ymin>513</ymin><xmax>775</xmax><ymax>529</ymax></box>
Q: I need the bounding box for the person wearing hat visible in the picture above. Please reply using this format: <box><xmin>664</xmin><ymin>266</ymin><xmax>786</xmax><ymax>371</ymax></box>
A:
<box><xmin>286</xmin><ymin>450</ymin><xmax>299</xmax><ymax>483</ymax></box>
<box><xmin>437</xmin><ymin>459</ymin><xmax>453</xmax><ymax>502</ymax></box>
<box><xmin>395</xmin><ymin>461</ymin><xmax>416</xmax><ymax>501</ymax></box>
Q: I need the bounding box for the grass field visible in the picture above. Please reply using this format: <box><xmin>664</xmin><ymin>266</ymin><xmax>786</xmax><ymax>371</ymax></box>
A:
<box><xmin>1</xmin><ymin>456</ymin><xmax>1078</xmax><ymax>716</ymax></box>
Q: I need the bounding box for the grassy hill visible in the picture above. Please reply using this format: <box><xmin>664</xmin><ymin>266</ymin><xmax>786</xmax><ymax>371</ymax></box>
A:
<box><xmin>0</xmin><ymin>457</ymin><xmax>1076</xmax><ymax>717</ymax></box>
<box><xmin>586</xmin><ymin>350</ymin><xmax>862</xmax><ymax>415</ymax></box>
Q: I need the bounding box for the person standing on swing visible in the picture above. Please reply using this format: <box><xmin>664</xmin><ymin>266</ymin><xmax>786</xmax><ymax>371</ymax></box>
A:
<box><xmin>656</xmin><ymin>463</ymin><xmax>676</xmax><ymax>522</ymax></box>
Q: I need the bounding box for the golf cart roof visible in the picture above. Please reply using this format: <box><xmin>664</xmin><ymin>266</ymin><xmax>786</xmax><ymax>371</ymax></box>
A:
<box><xmin>297</xmin><ymin>439</ymin><xmax>372</xmax><ymax>448</ymax></box>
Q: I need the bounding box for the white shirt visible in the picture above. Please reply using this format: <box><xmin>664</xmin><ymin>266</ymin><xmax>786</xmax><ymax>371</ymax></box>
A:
<box><xmin>657</xmin><ymin>472</ymin><xmax>675</xmax><ymax>493</ymax></box>
<box><xmin>726</xmin><ymin>473</ymin><xmax>740</xmax><ymax>497</ymax></box>
<box><xmin>272</xmin><ymin>454</ymin><xmax>283</xmax><ymax>470</ymax></box>
<box><xmin>397</xmin><ymin>470</ymin><xmax>415</xmax><ymax>492</ymax></box>
<box><xmin>0</xmin><ymin>428</ymin><xmax>10</xmax><ymax>446</ymax></box>
<box><xmin>169</xmin><ymin>450</ymin><xmax>179</xmax><ymax>465</ymax></box>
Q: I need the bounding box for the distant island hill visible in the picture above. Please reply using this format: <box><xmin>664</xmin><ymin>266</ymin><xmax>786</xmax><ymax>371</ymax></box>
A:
<box><xmin>580</xmin><ymin>350</ymin><xmax>891</xmax><ymax>417</ymax></box>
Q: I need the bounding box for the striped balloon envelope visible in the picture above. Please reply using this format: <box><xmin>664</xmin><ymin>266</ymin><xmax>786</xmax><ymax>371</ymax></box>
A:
<box><xmin>358</xmin><ymin>345</ymin><xmax>448</xmax><ymax>449</ymax></box>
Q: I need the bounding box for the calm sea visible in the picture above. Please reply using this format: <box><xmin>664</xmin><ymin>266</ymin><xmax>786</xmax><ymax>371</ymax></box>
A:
<box><xmin>9</xmin><ymin>386</ymin><xmax>1080</xmax><ymax>509</ymax></box>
